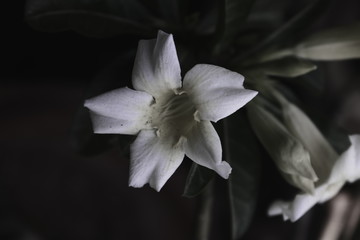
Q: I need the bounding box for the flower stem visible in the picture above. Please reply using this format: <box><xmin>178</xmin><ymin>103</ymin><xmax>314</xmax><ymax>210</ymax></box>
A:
<box><xmin>194</xmin><ymin>181</ymin><xmax>214</xmax><ymax>240</ymax></box>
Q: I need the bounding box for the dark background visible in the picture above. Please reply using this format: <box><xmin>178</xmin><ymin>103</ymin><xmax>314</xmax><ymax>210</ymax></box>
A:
<box><xmin>2</xmin><ymin>1</ymin><xmax>360</xmax><ymax>240</ymax></box>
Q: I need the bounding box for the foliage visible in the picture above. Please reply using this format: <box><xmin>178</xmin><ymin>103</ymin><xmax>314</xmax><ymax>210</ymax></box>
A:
<box><xmin>25</xmin><ymin>0</ymin><xmax>360</xmax><ymax>239</ymax></box>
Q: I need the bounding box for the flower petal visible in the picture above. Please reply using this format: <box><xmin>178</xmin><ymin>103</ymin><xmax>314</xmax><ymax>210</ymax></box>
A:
<box><xmin>129</xmin><ymin>130</ymin><xmax>185</xmax><ymax>191</ymax></box>
<box><xmin>268</xmin><ymin>181</ymin><xmax>344</xmax><ymax>222</ymax></box>
<box><xmin>132</xmin><ymin>30</ymin><xmax>182</xmax><ymax>98</ymax></box>
<box><xmin>268</xmin><ymin>134</ymin><xmax>359</xmax><ymax>222</ymax></box>
<box><xmin>268</xmin><ymin>195</ymin><xmax>318</xmax><ymax>222</ymax></box>
<box><xmin>328</xmin><ymin>135</ymin><xmax>360</xmax><ymax>183</ymax></box>
<box><xmin>183</xmin><ymin>64</ymin><xmax>257</xmax><ymax>122</ymax></box>
<box><xmin>87</xmin><ymin>112</ymin><xmax>134</xmax><ymax>134</ymax></box>
<box><xmin>184</xmin><ymin>121</ymin><xmax>232</xmax><ymax>178</ymax></box>
<box><xmin>348</xmin><ymin>135</ymin><xmax>360</xmax><ymax>182</ymax></box>
<box><xmin>84</xmin><ymin>87</ymin><xmax>153</xmax><ymax>135</ymax></box>
<box><xmin>282</xmin><ymin>173</ymin><xmax>316</xmax><ymax>195</ymax></box>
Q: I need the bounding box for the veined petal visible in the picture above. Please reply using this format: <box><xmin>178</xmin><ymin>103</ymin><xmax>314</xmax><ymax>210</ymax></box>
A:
<box><xmin>129</xmin><ymin>130</ymin><xmax>185</xmax><ymax>191</ymax></box>
<box><xmin>184</xmin><ymin>121</ymin><xmax>232</xmax><ymax>179</ymax></box>
<box><xmin>84</xmin><ymin>87</ymin><xmax>153</xmax><ymax>135</ymax></box>
<box><xmin>132</xmin><ymin>30</ymin><xmax>182</xmax><ymax>98</ymax></box>
<box><xmin>268</xmin><ymin>181</ymin><xmax>344</xmax><ymax>222</ymax></box>
<box><xmin>183</xmin><ymin>64</ymin><xmax>257</xmax><ymax>122</ymax></box>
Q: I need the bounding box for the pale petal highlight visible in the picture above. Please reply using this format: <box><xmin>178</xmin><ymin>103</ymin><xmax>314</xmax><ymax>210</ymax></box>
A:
<box><xmin>129</xmin><ymin>130</ymin><xmax>185</xmax><ymax>191</ymax></box>
<box><xmin>268</xmin><ymin>182</ymin><xmax>344</xmax><ymax>222</ymax></box>
<box><xmin>132</xmin><ymin>31</ymin><xmax>182</xmax><ymax>98</ymax></box>
<box><xmin>184</xmin><ymin>121</ymin><xmax>232</xmax><ymax>179</ymax></box>
<box><xmin>84</xmin><ymin>87</ymin><xmax>153</xmax><ymax>135</ymax></box>
<box><xmin>183</xmin><ymin>64</ymin><xmax>257</xmax><ymax>122</ymax></box>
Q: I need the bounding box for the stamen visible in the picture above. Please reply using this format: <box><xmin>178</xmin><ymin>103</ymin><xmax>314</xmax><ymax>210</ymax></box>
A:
<box><xmin>151</xmin><ymin>92</ymin><xmax>197</xmax><ymax>137</ymax></box>
<box><xmin>194</xmin><ymin>110</ymin><xmax>201</xmax><ymax>122</ymax></box>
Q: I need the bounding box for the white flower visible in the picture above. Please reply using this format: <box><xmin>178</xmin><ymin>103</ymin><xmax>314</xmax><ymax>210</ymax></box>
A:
<box><xmin>84</xmin><ymin>31</ymin><xmax>257</xmax><ymax>191</ymax></box>
<box><xmin>268</xmin><ymin>135</ymin><xmax>360</xmax><ymax>222</ymax></box>
<box><xmin>265</xmin><ymin>91</ymin><xmax>360</xmax><ymax>221</ymax></box>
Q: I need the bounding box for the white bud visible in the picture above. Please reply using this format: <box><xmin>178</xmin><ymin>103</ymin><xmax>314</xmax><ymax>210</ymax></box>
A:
<box><xmin>248</xmin><ymin>102</ymin><xmax>318</xmax><ymax>193</ymax></box>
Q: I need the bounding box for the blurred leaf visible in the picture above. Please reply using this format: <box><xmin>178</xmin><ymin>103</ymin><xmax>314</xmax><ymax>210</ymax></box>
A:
<box><xmin>272</xmin><ymin>70</ymin><xmax>324</xmax><ymax>106</ymax></box>
<box><xmin>215</xmin><ymin>0</ymin><xmax>255</xmax><ymax>51</ymax></box>
<box><xmin>273</xmin><ymin>83</ymin><xmax>351</xmax><ymax>155</ymax></box>
<box><xmin>295</xmin><ymin>22</ymin><xmax>360</xmax><ymax>60</ymax></box>
<box><xmin>25</xmin><ymin>0</ymin><xmax>157</xmax><ymax>37</ymax></box>
<box><xmin>246</xmin><ymin>0</ymin><xmax>289</xmax><ymax>26</ymax></box>
<box><xmin>223</xmin><ymin>0</ymin><xmax>254</xmax><ymax>36</ymax></box>
<box><xmin>302</xmin><ymin>106</ymin><xmax>351</xmax><ymax>155</ymax></box>
<box><xmin>233</xmin><ymin>0</ymin><xmax>330</xmax><ymax>64</ymax></box>
<box><xmin>261</xmin><ymin>57</ymin><xmax>317</xmax><ymax>78</ymax></box>
<box><xmin>156</xmin><ymin>0</ymin><xmax>181</xmax><ymax>24</ymax></box>
<box><xmin>224</xmin><ymin>111</ymin><xmax>262</xmax><ymax>239</ymax></box>
<box><xmin>193</xmin><ymin>180</ymin><xmax>214</xmax><ymax>240</ymax></box>
<box><xmin>183</xmin><ymin>163</ymin><xmax>215</xmax><ymax>198</ymax></box>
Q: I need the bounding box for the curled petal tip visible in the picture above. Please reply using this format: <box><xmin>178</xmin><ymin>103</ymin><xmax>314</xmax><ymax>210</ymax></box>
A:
<box><xmin>216</xmin><ymin>161</ymin><xmax>232</xmax><ymax>179</ymax></box>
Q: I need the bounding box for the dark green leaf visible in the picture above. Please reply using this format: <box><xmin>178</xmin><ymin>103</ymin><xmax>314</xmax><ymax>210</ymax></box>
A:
<box><xmin>271</xmin><ymin>82</ymin><xmax>351</xmax><ymax>156</ymax></box>
<box><xmin>261</xmin><ymin>57</ymin><xmax>317</xmax><ymax>78</ymax></box>
<box><xmin>223</xmin><ymin>0</ymin><xmax>254</xmax><ymax>36</ymax></box>
<box><xmin>215</xmin><ymin>0</ymin><xmax>255</xmax><ymax>51</ymax></box>
<box><xmin>183</xmin><ymin>163</ymin><xmax>215</xmax><ymax>198</ymax></box>
<box><xmin>273</xmin><ymin>77</ymin><xmax>351</xmax><ymax>155</ymax></box>
<box><xmin>246</xmin><ymin>0</ymin><xmax>289</xmax><ymax>26</ymax></box>
<box><xmin>233</xmin><ymin>0</ymin><xmax>331</xmax><ymax>64</ymax></box>
<box><xmin>155</xmin><ymin>0</ymin><xmax>181</xmax><ymax>24</ymax></box>
<box><xmin>224</xmin><ymin>111</ymin><xmax>262</xmax><ymax>239</ymax></box>
<box><xmin>302</xmin><ymin>107</ymin><xmax>351</xmax><ymax>155</ymax></box>
<box><xmin>246</xmin><ymin>22</ymin><xmax>360</xmax><ymax>64</ymax></box>
<box><xmin>295</xmin><ymin>22</ymin><xmax>360</xmax><ymax>60</ymax></box>
<box><xmin>25</xmin><ymin>0</ymin><xmax>157</xmax><ymax>37</ymax></box>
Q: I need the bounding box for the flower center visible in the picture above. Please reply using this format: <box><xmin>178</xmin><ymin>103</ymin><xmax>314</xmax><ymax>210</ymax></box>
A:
<box><xmin>151</xmin><ymin>91</ymin><xmax>197</xmax><ymax>140</ymax></box>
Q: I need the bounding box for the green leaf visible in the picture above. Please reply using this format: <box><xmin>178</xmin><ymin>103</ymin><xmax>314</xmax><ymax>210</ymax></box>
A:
<box><xmin>224</xmin><ymin>111</ymin><xmax>262</xmax><ymax>239</ymax></box>
<box><xmin>183</xmin><ymin>163</ymin><xmax>215</xmax><ymax>198</ymax></box>
<box><xmin>25</xmin><ymin>0</ymin><xmax>156</xmax><ymax>37</ymax></box>
<box><xmin>295</xmin><ymin>22</ymin><xmax>360</xmax><ymax>60</ymax></box>
<box><xmin>260</xmin><ymin>57</ymin><xmax>317</xmax><ymax>78</ymax></box>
